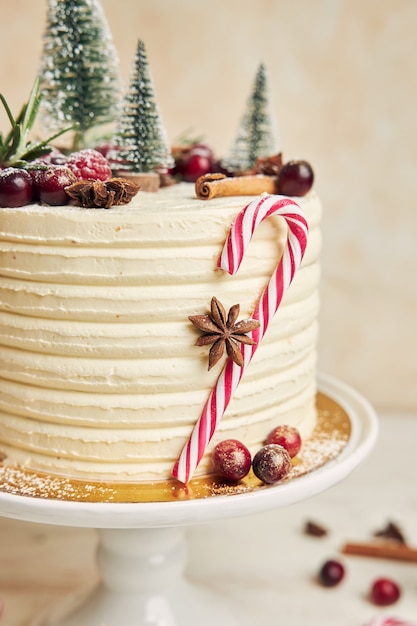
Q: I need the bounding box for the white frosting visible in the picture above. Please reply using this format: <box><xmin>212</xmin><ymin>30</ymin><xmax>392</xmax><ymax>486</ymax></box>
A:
<box><xmin>0</xmin><ymin>184</ymin><xmax>322</xmax><ymax>481</ymax></box>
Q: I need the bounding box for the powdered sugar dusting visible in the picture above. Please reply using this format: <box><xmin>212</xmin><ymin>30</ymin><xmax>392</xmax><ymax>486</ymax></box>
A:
<box><xmin>0</xmin><ymin>392</ymin><xmax>351</xmax><ymax>504</ymax></box>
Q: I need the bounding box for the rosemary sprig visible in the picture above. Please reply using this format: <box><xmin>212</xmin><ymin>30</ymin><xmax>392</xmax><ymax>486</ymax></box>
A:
<box><xmin>0</xmin><ymin>77</ymin><xmax>76</xmax><ymax>168</ymax></box>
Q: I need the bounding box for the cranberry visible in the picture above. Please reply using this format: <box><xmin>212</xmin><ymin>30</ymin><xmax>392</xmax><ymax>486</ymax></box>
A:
<box><xmin>37</xmin><ymin>147</ymin><xmax>68</xmax><ymax>166</ymax></box>
<box><xmin>212</xmin><ymin>439</ymin><xmax>252</xmax><ymax>481</ymax></box>
<box><xmin>176</xmin><ymin>144</ymin><xmax>214</xmax><ymax>182</ymax></box>
<box><xmin>0</xmin><ymin>168</ymin><xmax>34</xmax><ymax>207</ymax></box>
<box><xmin>34</xmin><ymin>166</ymin><xmax>77</xmax><ymax>205</ymax></box>
<box><xmin>266</xmin><ymin>425</ymin><xmax>302</xmax><ymax>458</ymax></box>
<box><xmin>318</xmin><ymin>559</ymin><xmax>345</xmax><ymax>587</ymax></box>
<box><xmin>252</xmin><ymin>444</ymin><xmax>291</xmax><ymax>484</ymax></box>
<box><xmin>277</xmin><ymin>160</ymin><xmax>314</xmax><ymax>197</ymax></box>
<box><xmin>369</xmin><ymin>577</ymin><xmax>401</xmax><ymax>606</ymax></box>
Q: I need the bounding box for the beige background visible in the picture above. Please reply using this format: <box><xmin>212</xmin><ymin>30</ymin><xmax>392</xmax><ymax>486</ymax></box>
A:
<box><xmin>0</xmin><ymin>0</ymin><xmax>416</xmax><ymax>411</ymax></box>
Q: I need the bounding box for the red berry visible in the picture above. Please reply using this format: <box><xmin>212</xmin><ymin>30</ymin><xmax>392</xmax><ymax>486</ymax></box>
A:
<box><xmin>266</xmin><ymin>425</ymin><xmax>302</xmax><ymax>458</ymax></box>
<box><xmin>66</xmin><ymin>148</ymin><xmax>112</xmax><ymax>181</ymax></box>
<box><xmin>0</xmin><ymin>168</ymin><xmax>34</xmax><ymax>207</ymax></box>
<box><xmin>252</xmin><ymin>444</ymin><xmax>291</xmax><ymax>484</ymax></box>
<box><xmin>34</xmin><ymin>166</ymin><xmax>77</xmax><ymax>205</ymax></box>
<box><xmin>93</xmin><ymin>142</ymin><xmax>118</xmax><ymax>159</ymax></box>
<box><xmin>179</xmin><ymin>144</ymin><xmax>214</xmax><ymax>182</ymax></box>
<box><xmin>277</xmin><ymin>160</ymin><xmax>314</xmax><ymax>197</ymax></box>
<box><xmin>369</xmin><ymin>578</ymin><xmax>401</xmax><ymax>606</ymax></box>
<box><xmin>212</xmin><ymin>439</ymin><xmax>252</xmax><ymax>481</ymax></box>
<box><xmin>318</xmin><ymin>559</ymin><xmax>345</xmax><ymax>587</ymax></box>
<box><xmin>37</xmin><ymin>147</ymin><xmax>68</xmax><ymax>166</ymax></box>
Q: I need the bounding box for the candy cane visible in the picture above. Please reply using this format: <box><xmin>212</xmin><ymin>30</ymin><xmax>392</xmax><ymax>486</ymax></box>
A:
<box><xmin>366</xmin><ymin>618</ymin><xmax>417</xmax><ymax>626</ymax></box>
<box><xmin>172</xmin><ymin>194</ymin><xmax>309</xmax><ymax>483</ymax></box>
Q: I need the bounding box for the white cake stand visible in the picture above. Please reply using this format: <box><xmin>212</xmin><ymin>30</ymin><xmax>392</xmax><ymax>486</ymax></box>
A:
<box><xmin>0</xmin><ymin>374</ymin><xmax>378</xmax><ymax>626</ymax></box>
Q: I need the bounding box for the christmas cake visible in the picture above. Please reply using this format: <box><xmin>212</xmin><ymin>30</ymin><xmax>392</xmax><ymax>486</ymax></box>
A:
<box><xmin>0</xmin><ymin>183</ymin><xmax>321</xmax><ymax>483</ymax></box>
<box><xmin>0</xmin><ymin>0</ymin><xmax>321</xmax><ymax>486</ymax></box>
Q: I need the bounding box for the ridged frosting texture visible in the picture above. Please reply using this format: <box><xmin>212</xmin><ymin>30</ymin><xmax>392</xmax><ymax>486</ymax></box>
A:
<box><xmin>0</xmin><ymin>184</ymin><xmax>321</xmax><ymax>481</ymax></box>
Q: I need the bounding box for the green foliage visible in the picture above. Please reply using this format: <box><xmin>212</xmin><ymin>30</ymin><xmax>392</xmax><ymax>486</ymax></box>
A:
<box><xmin>112</xmin><ymin>40</ymin><xmax>173</xmax><ymax>174</ymax></box>
<box><xmin>39</xmin><ymin>0</ymin><xmax>121</xmax><ymax>149</ymax></box>
<box><xmin>0</xmin><ymin>78</ymin><xmax>73</xmax><ymax>167</ymax></box>
<box><xmin>224</xmin><ymin>63</ymin><xmax>279</xmax><ymax>172</ymax></box>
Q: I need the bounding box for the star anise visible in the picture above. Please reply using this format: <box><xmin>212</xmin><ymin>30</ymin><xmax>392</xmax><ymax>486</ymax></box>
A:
<box><xmin>65</xmin><ymin>177</ymin><xmax>140</xmax><ymax>209</ymax></box>
<box><xmin>243</xmin><ymin>152</ymin><xmax>283</xmax><ymax>176</ymax></box>
<box><xmin>189</xmin><ymin>297</ymin><xmax>260</xmax><ymax>370</ymax></box>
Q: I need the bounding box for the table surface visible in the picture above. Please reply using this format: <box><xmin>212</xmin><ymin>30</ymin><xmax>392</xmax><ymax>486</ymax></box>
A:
<box><xmin>0</xmin><ymin>411</ymin><xmax>416</xmax><ymax>626</ymax></box>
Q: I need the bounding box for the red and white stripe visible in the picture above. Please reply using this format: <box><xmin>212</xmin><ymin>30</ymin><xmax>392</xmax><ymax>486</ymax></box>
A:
<box><xmin>366</xmin><ymin>618</ymin><xmax>417</xmax><ymax>626</ymax></box>
<box><xmin>172</xmin><ymin>194</ymin><xmax>309</xmax><ymax>483</ymax></box>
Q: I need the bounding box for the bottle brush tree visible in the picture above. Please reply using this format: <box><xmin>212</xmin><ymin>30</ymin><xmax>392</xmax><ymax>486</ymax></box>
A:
<box><xmin>39</xmin><ymin>0</ymin><xmax>121</xmax><ymax>150</ymax></box>
<box><xmin>224</xmin><ymin>63</ymin><xmax>280</xmax><ymax>173</ymax></box>
<box><xmin>112</xmin><ymin>39</ymin><xmax>173</xmax><ymax>174</ymax></box>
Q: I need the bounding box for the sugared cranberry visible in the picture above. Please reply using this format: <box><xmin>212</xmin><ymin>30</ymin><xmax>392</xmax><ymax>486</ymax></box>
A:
<box><xmin>277</xmin><ymin>160</ymin><xmax>314</xmax><ymax>197</ymax></box>
<box><xmin>0</xmin><ymin>168</ymin><xmax>34</xmax><ymax>207</ymax></box>
<box><xmin>318</xmin><ymin>559</ymin><xmax>345</xmax><ymax>587</ymax></box>
<box><xmin>212</xmin><ymin>439</ymin><xmax>252</xmax><ymax>482</ymax></box>
<box><xmin>252</xmin><ymin>444</ymin><xmax>291</xmax><ymax>484</ymax></box>
<box><xmin>34</xmin><ymin>166</ymin><xmax>77</xmax><ymax>205</ymax></box>
<box><xmin>369</xmin><ymin>578</ymin><xmax>401</xmax><ymax>606</ymax></box>
<box><xmin>266</xmin><ymin>425</ymin><xmax>302</xmax><ymax>458</ymax></box>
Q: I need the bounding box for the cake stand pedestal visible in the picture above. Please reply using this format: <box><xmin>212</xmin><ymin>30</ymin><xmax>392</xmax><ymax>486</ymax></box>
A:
<box><xmin>0</xmin><ymin>374</ymin><xmax>378</xmax><ymax>626</ymax></box>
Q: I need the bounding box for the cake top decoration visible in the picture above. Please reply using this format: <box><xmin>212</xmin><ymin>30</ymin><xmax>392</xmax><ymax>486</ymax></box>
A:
<box><xmin>222</xmin><ymin>63</ymin><xmax>281</xmax><ymax>174</ymax></box>
<box><xmin>110</xmin><ymin>39</ymin><xmax>173</xmax><ymax>181</ymax></box>
<box><xmin>39</xmin><ymin>0</ymin><xmax>121</xmax><ymax>151</ymax></box>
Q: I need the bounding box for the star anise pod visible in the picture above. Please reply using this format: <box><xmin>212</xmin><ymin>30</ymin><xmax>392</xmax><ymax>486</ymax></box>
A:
<box><xmin>189</xmin><ymin>297</ymin><xmax>260</xmax><ymax>370</ymax></box>
<box><xmin>65</xmin><ymin>177</ymin><xmax>140</xmax><ymax>208</ymax></box>
<box><xmin>243</xmin><ymin>152</ymin><xmax>283</xmax><ymax>177</ymax></box>
<box><xmin>373</xmin><ymin>521</ymin><xmax>407</xmax><ymax>544</ymax></box>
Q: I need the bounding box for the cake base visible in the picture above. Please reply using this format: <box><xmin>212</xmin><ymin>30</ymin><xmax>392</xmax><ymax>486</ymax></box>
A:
<box><xmin>0</xmin><ymin>389</ymin><xmax>350</xmax><ymax>503</ymax></box>
<box><xmin>0</xmin><ymin>374</ymin><xmax>378</xmax><ymax>626</ymax></box>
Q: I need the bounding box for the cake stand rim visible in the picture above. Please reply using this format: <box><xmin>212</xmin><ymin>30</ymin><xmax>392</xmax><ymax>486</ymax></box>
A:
<box><xmin>0</xmin><ymin>373</ymin><xmax>378</xmax><ymax>529</ymax></box>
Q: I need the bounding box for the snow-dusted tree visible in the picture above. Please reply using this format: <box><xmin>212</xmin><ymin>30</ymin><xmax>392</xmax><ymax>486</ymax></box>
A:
<box><xmin>223</xmin><ymin>63</ymin><xmax>280</xmax><ymax>173</ymax></box>
<box><xmin>112</xmin><ymin>39</ymin><xmax>173</xmax><ymax>174</ymax></box>
<box><xmin>39</xmin><ymin>0</ymin><xmax>121</xmax><ymax>149</ymax></box>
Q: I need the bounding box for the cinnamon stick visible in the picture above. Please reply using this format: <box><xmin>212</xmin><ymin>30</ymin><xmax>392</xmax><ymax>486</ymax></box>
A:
<box><xmin>195</xmin><ymin>173</ymin><xmax>278</xmax><ymax>200</ymax></box>
<box><xmin>341</xmin><ymin>540</ymin><xmax>417</xmax><ymax>563</ymax></box>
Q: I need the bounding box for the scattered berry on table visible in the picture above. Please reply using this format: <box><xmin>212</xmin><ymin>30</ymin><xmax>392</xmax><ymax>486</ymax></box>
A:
<box><xmin>252</xmin><ymin>443</ymin><xmax>291</xmax><ymax>484</ymax></box>
<box><xmin>277</xmin><ymin>159</ymin><xmax>314</xmax><ymax>197</ymax></box>
<box><xmin>66</xmin><ymin>148</ymin><xmax>112</xmax><ymax>181</ymax></box>
<box><xmin>266</xmin><ymin>424</ymin><xmax>302</xmax><ymax>458</ymax></box>
<box><xmin>318</xmin><ymin>559</ymin><xmax>345</xmax><ymax>587</ymax></box>
<box><xmin>369</xmin><ymin>577</ymin><xmax>401</xmax><ymax>606</ymax></box>
<box><xmin>212</xmin><ymin>439</ymin><xmax>252</xmax><ymax>481</ymax></box>
<box><xmin>0</xmin><ymin>168</ymin><xmax>34</xmax><ymax>207</ymax></box>
<box><xmin>34</xmin><ymin>166</ymin><xmax>77</xmax><ymax>205</ymax></box>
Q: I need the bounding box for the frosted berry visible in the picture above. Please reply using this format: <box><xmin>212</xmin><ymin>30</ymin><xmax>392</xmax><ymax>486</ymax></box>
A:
<box><xmin>212</xmin><ymin>439</ymin><xmax>252</xmax><ymax>481</ymax></box>
<box><xmin>277</xmin><ymin>160</ymin><xmax>314</xmax><ymax>197</ymax></box>
<box><xmin>34</xmin><ymin>166</ymin><xmax>77</xmax><ymax>205</ymax></box>
<box><xmin>66</xmin><ymin>148</ymin><xmax>112</xmax><ymax>181</ymax></box>
<box><xmin>266</xmin><ymin>425</ymin><xmax>302</xmax><ymax>458</ymax></box>
<box><xmin>0</xmin><ymin>168</ymin><xmax>34</xmax><ymax>207</ymax></box>
<box><xmin>252</xmin><ymin>444</ymin><xmax>291</xmax><ymax>484</ymax></box>
<box><xmin>369</xmin><ymin>578</ymin><xmax>401</xmax><ymax>606</ymax></box>
<box><xmin>318</xmin><ymin>559</ymin><xmax>345</xmax><ymax>587</ymax></box>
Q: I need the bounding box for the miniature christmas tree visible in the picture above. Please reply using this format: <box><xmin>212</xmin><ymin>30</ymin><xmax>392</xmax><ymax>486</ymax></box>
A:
<box><xmin>112</xmin><ymin>39</ymin><xmax>173</xmax><ymax>176</ymax></box>
<box><xmin>223</xmin><ymin>63</ymin><xmax>280</xmax><ymax>173</ymax></box>
<box><xmin>39</xmin><ymin>0</ymin><xmax>121</xmax><ymax>150</ymax></box>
